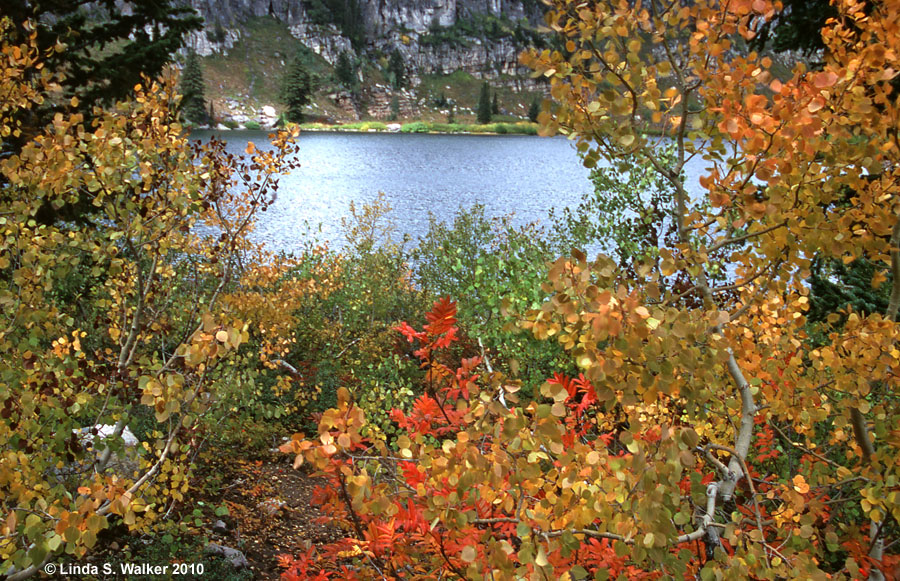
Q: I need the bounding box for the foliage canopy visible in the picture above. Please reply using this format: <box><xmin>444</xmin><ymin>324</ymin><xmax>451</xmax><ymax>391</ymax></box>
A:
<box><xmin>0</xmin><ymin>20</ymin><xmax>304</xmax><ymax>579</ymax></box>
<box><xmin>281</xmin><ymin>0</ymin><xmax>900</xmax><ymax>579</ymax></box>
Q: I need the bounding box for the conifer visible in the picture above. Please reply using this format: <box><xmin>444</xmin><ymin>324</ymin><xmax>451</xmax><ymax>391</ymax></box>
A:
<box><xmin>281</xmin><ymin>54</ymin><xmax>313</xmax><ymax>123</ymax></box>
<box><xmin>477</xmin><ymin>81</ymin><xmax>492</xmax><ymax>124</ymax></box>
<box><xmin>179</xmin><ymin>49</ymin><xmax>208</xmax><ymax>125</ymax></box>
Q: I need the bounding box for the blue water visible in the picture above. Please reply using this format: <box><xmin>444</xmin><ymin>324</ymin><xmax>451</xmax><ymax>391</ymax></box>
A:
<box><xmin>191</xmin><ymin>130</ymin><xmax>707</xmax><ymax>254</ymax></box>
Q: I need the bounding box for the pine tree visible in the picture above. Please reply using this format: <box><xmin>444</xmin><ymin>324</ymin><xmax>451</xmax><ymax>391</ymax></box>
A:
<box><xmin>3</xmin><ymin>0</ymin><xmax>201</xmax><ymax>165</ymax></box>
<box><xmin>477</xmin><ymin>81</ymin><xmax>493</xmax><ymax>124</ymax></box>
<box><xmin>491</xmin><ymin>91</ymin><xmax>500</xmax><ymax>116</ymax></box>
<box><xmin>528</xmin><ymin>98</ymin><xmax>540</xmax><ymax>123</ymax></box>
<box><xmin>281</xmin><ymin>54</ymin><xmax>313</xmax><ymax>123</ymax></box>
<box><xmin>388</xmin><ymin>49</ymin><xmax>405</xmax><ymax>89</ymax></box>
<box><xmin>179</xmin><ymin>49</ymin><xmax>208</xmax><ymax>125</ymax></box>
<box><xmin>390</xmin><ymin>95</ymin><xmax>400</xmax><ymax>120</ymax></box>
<box><xmin>6</xmin><ymin>0</ymin><xmax>201</xmax><ymax>111</ymax></box>
<box><xmin>335</xmin><ymin>51</ymin><xmax>356</xmax><ymax>88</ymax></box>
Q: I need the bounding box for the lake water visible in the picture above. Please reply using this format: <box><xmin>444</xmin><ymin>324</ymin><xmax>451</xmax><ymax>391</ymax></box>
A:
<box><xmin>191</xmin><ymin>130</ymin><xmax>706</xmax><ymax>253</ymax></box>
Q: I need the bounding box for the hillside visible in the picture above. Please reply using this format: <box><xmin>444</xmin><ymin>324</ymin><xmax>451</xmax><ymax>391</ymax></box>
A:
<box><xmin>181</xmin><ymin>0</ymin><xmax>550</xmax><ymax>126</ymax></box>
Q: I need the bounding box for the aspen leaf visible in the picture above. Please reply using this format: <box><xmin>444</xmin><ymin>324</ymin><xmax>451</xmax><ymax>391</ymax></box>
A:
<box><xmin>792</xmin><ymin>475</ymin><xmax>810</xmax><ymax>494</ymax></box>
<box><xmin>813</xmin><ymin>71</ymin><xmax>839</xmax><ymax>88</ymax></box>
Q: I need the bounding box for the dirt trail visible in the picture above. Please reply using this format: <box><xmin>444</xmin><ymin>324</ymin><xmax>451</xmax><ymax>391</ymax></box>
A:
<box><xmin>209</xmin><ymin>457</ymin><xmax>342</xmax><ymax>579</ymax></box>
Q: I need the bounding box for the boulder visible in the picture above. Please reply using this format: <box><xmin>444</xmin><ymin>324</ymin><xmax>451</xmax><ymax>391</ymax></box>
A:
<box><xmin>74</xmin><ymin>424</ymin><xmax>138</xmax><ymax>448</ymax></box>
<box><xmin>204</xmin><ymin>543</ymin><xmax>249</xmax><ymax>569</ymax></box>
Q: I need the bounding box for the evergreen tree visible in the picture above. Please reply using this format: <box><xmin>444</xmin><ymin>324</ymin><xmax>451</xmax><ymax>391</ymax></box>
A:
<box><xmin>492</xmin><ymin>91</ymin><xmax>500</xmax><ymax>116</ymax></box>
<box><xmin>3</xmin><ymin>0</ymin><xmax>201</xmax><ymax>165</ymax></box>
<box><xmin>6</xmin><ymin>0</ymin><xmax>201</xmax><ymax>111</ymax></box>
<box><xmin>528</xmin><ymin>98</ymin><xmax>540</xmax><ymax>122</ymax></box>
<box><xmin>179</xmin><ymin>49</ymin><xmax>208</xmax><ymax>124</ymax></box>
<box><xmin>751</xmin><ymin>0</ymin><xmax>837</xmax><ymax>56</ymax></box>
<box><xmin>390</xmin><ymin>95</ymin><xmax>401</xmax><ymax>121</ymax></box>
<box><xmin>281</xmin><ymin>54</ymin><xmax>313</xmax><ymax>123</ymax></box>
<box><xmin>477</xmin><ymin>81</ymin><xmax>493</xmax><ymax>124</ymax></box>
<box><xmin>335</xmin><ymin>51</ymin><xmax>356</xmax><ymax>88</ymax></box>
<box><xmin>388</xmin><ymin>49</ymin><xmax>405</xmax><ymax>89</ymax></box>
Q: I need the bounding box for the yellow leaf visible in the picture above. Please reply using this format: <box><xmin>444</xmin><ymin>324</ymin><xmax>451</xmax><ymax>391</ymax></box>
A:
<box><xmin>535</xmin><ymin>546</ymin><xmax>549</xmax><ymax>567</ymax></box>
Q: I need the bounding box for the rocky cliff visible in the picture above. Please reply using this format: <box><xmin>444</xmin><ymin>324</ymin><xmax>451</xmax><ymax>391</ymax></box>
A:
<box><xmin>187</xmin><ymin>0</ymin><xmax>544</xmax><ymax>81</ymax></box>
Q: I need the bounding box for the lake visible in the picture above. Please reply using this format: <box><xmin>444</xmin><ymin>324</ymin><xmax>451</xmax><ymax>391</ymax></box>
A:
<box><xmin>191</xmin><ymin>130</ymin><xmax>706</xmax><ymax>253</ymax></box>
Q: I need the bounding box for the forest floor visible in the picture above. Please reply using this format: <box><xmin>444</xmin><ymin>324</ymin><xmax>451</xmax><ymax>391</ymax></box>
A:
<box><xmin>199</xmin><ymin>453</ymin><xmax>342</xmax><ymax>580</ymax></box>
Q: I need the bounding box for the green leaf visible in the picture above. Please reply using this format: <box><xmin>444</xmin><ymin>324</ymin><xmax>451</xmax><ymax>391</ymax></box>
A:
<box><xmin>28</xmin><ymin>541</ymin><xmax>47</xmax><ymax>567</ymax></box>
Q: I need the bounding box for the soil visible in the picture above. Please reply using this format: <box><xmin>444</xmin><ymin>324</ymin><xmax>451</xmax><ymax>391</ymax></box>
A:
<box><xmin>202</xmin><ymin>453</ymin><xmax>343</xmax><ymax>580</ymax></box>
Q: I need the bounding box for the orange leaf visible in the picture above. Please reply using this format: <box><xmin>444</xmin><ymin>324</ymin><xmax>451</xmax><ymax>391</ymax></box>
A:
<box><xmin>813</xmin><ymin>71</ymin><xmax>839</xmax><ymax>89</ymax></box>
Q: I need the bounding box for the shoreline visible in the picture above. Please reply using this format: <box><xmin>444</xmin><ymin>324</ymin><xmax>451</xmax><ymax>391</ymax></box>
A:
<box><xmin>198</xmin><ymin>119</ymin><xmax>542</xmax><ymax>136</ymax></box>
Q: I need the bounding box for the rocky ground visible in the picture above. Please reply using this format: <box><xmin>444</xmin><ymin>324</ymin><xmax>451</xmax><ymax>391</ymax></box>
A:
<box><xmin>201</xmin><ymin>454</ymin><xmax>342</xmax><ymax>580</ymax></box>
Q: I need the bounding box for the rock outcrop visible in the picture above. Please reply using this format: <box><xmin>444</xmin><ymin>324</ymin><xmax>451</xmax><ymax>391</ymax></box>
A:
<box><xmin>186</xmin><ymin>0</ymin><xmax>544</xmax><ymax>81</ymax></box>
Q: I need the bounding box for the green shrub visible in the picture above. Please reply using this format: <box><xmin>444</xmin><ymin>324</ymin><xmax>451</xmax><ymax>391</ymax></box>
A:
<box><xmin>243</xmin><ymin>120</ymin><xmax>261</xmax><ymax>130</ymax></box>
<box><xmin>400</xmin><ymin>122</ymin><xmax>428</xmax><ymax>133</ymax></box>
<box><xmin>281</xmin><ymin>196</ymin><xmax>427</xmax><ymax>435</ymax></box>
<box><xmin>411</xmin><ymin>205</ymin><xmax>573</xmax><ymax>393</ymax></box>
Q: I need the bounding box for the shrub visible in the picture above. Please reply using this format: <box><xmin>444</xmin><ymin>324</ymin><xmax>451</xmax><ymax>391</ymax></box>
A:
<box><xmin>400</xmin><ymin>122</ymin><xmax>428</xmax><ymax>133</ymax></box>
<box><xmin>412</xmin><ymin>205</ymin><xmax>571</xmax><ymax>390</ymax></box>
<box><xmin>0</xmin><ymin>37</ymin><xmax>302</xmax><ymax>575</ymax></box>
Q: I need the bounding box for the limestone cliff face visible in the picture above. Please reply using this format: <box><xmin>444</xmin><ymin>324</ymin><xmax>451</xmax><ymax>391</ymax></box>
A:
<box><xmin>187</xmin><ymin>0</ymin><xmax>543</xmax><ymax>80</ymax></box>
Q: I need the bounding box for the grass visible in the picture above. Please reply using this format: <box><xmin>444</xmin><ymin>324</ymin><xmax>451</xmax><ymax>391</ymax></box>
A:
<box><xmin>295</xmin><ymin>120</ymin><xmax>539</xmax><ymax>135</ymax></box>
<box><xmin>298</xmin><ymin>121</ymin><xmax>389</xmax><ymax>131</ymax></box>
<box><xmin>199</xmin><ymin>18</ymin><xmax>544</xmax><ymax>126</ymax></box>
<box><xmin>202</xmin><ymin>17</ymin><xmax>335</xmax><ymax>120</ymax></box>
<box><xmin>418</xmin><ymin>70</ymin><xmax>544</xmax><ymax>122</ymax></box>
